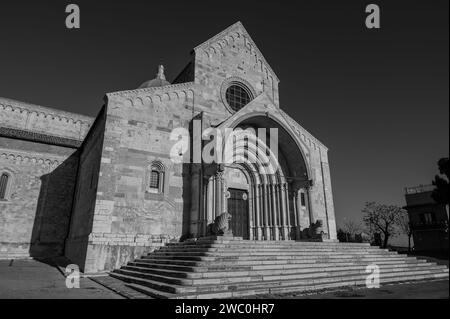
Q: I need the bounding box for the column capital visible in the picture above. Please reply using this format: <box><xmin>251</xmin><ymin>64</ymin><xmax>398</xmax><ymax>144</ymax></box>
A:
<box><xmin>215</xmin><ymin>170</ymin><xmax>225</xmax><ymax>180</ymax></box>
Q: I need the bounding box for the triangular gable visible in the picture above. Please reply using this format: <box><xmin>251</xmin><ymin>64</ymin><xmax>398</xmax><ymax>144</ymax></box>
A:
<box><xmin>194</xmin><ymin>21</ymin><xmax>280</xmax><ymax>83</ymax></box>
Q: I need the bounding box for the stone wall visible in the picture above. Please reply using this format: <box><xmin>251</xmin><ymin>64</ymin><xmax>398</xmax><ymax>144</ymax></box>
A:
<box><xmin>65</xmin><ymin>106</ymin><xmax>106</xmax><ymax>271</ymax></box>
<box><xmin>278</xmin><ymin>109</ymin><xmax>337</xmax><ymax>240</ymax></box>
<box><xmin>0</xmin><ymin>98</ymin><xmax>92</xmax><ymax>259</ymax></box>
<box><xmin>81</xmin><ymin>87</ymin><xmax>196</xmax><ymax>272</ymax></box>
<box><xmin>0</xmin><ymin>138</ymin><xmax>78</xmax><ymax>258</ymax></box>
<box><xmin>0</xmin><ymin>97</ymin><xmax>92</xmax><ymax>140</ymax></box>
<box><xmin>193</xmin><ymin>22</ymin><xmax>279</xmax><ymax>120</ymax></box>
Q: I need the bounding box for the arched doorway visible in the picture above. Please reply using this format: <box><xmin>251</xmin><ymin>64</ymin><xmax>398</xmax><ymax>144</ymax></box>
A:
<box><xmin>223</xmin><ymin>165</ymin><xmax>251</xmax><ymax>239</ymax></box>
<box><xmin>199</xmin><ymin>115</ymin><xmax>314</xmax><ymax>241</ymax></box>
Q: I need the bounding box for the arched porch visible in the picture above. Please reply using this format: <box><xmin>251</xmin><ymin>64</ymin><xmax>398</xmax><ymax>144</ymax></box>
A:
<box><xmin>193</xmin><ymin>115</ymin><xmax>317</xmax><ymax>241</ymax></box>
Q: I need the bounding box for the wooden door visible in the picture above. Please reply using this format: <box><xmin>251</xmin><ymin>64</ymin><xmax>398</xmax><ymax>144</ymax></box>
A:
<box><xmin>227</xmin><ymin>188</ymin><xmax>249</xmax><ymax>239</ymax></box>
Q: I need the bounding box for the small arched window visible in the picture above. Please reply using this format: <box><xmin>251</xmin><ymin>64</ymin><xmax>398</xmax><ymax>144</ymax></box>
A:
<box><xmin>0</xmin><ymin>172</ymin><xmax>10</xmax><ymax>200</ymax></box>
<box><xmin>299</xmin><ymin>189</ymin><xmax>307</xmax><ymax>208</ymax></box>
<box><xmin>149</xmin><ymin>170</ymin><xmax>160</xmax><ymax>190</ymax></box>
<box><xmin>148</xmin><ymin>162</ymin><xmax>165</xmax><ymax>194</ymax></box>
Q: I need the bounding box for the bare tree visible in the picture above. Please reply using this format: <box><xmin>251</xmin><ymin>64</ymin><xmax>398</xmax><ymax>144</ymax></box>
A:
<box><xmin>398</xmin><ymin>211</ymin><xmax>413</xmax><ymax>252</ymax></box>
<box><xmin>341</xmin><ymin>219</ymin><xmax>362</xmax><ymax>241</ymax></box>
<box><xmin>362</xmin><ymin>202</ymin><xmax>405</xmax><ymax>248</ymax></box>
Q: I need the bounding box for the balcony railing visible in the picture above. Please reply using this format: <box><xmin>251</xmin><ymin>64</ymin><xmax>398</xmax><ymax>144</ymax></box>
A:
<box><xmin>405</xmin><ymin>184</ymin><xmax>435</xmax><ymax>195</ymax></box>
<box><xmin>410</xmin><ymin>220</ymin><xmax>448</xmax><ymax>231</ymax></box>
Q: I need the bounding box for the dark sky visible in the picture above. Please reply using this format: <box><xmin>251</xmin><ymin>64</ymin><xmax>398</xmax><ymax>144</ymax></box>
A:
<box><xmin>0</xmin><ymin>0</ymin><xmax>448</xmax><ymax>232</ymax></box>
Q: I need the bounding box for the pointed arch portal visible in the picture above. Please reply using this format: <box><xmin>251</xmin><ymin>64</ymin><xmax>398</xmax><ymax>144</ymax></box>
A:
<box><xmin>192</xmin><ymin>115</ymin><xmax>316</xmax><ymax>241</ymax></box>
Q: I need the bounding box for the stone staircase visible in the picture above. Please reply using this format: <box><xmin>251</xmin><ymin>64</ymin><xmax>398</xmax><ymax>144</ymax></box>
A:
<box><xmin>109</xmin><ymin>236</ymin><xmax>449</xmax><ymax>299</ymax></box>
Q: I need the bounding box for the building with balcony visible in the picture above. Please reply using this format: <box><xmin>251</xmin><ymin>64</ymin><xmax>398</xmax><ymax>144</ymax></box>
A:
<box><xmin>404</xmin><ymin>184</ymin><xmax>449</xmax><ymax>254</ymax></box>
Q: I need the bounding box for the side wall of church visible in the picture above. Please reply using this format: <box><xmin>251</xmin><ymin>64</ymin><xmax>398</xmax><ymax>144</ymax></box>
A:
<box><xmin>0</xmin><ymin>99</ymin><xmax>89</xmax><ymax>258</ymax></box>
<box><xmin>306</xmin><ymin>146</ymin><xmax>337</xmax><ymax>240</ymax></box>
<box><xmin>0</xmin><ymin>139</ymin><xmax>79</xmax><ymax>258</ymax></box>
<box><xmin>82</xmin><ymin>87</ymin><xmax>196</xmax><ymax>273</ymax></box>
<box><xmin>65</xmin><ymin>107</ymin><xmax>106</xmax><ymax>271</ymax></box>
<box><xmin>0</xmin><ymin>98</ymin><xmax>92</xmax><ymax>140</ymax></box>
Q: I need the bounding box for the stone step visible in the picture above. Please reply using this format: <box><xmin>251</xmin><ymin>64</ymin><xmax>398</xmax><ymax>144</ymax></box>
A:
<box><xmin>167</xmin><ymin>241</ymin><xmax>371</xmax><ymax>248</ymax></box>
<box><xmin>152</xmin><ymin>250</ymin><xmax>399</xmax><ymax>257</ymax></box>
<box><xmin>125</xmin><ymin>283</ymin><xmax>175</xmax><ymax>299</ymax></box>
<box><xmin>191</xmin><ymin>269</ymin><xmax>449</xmax><ymax>294</ymax></box>
<box><xmin>121</xmin><ymin>263</ymin><xmax>446</xmax><ymax>280</ymax></box>
<box><xmin>109</xmin><ymin>272</ymin><xmax>194</xmax><ymax>294</ymax></box>
<box><xmin>152</xmin><ymin>248</ymin><xmax>398</xmax><ymax>255</ymax></box>
<box><xmin>252</xmin><ymin>274</ymin><xmax>449</xmax><ymax>298</ymax></box>
<box><xmin>128</xmin><ymin>259</ymin><xmax>432</xmax><ymax>274</ymax></box>
<box><xmin>128</xmin><ymin>273</ymin><xmax>450</xmax><ymax>299</ymax></box>
<box><xmin>135</xmin><ymin>256</ymin><xmax>426</xmax><ymax>268</ymax></box>
<box><xmin>143</xmin><ymin>253</ymin><xmax>412</xmax><ymax>262</ymax></box>
<box><xmin>148</xmin><ymin>252</ymin><xmax>422</xmax><ymax>262</ymax></box>
<box><xmin>109</xmin><ymin>239</ymin><xmax>448</xmax><ymax>299</ymax></box>
<box><xmin>168</xmin><ymin>243</ymin><xmax>372</xmax><ymax>249</ymax></box>
<box><xmin>156</xmin><ymin>247</ymin><xmax>392</xmax><ymax>254</ymax></box>
<box><xmin>112</xmin><ymin>268</ymin><xmax>448</xmax><ymax>298</ymax></box>
<box><xmin>223</xmin><ymin>274</ymin><xmax>450</xmax><ymax>299</ymax></box>
<box><xmin>113</xmin><ymin>265</ymin><xmax>448</xmax><ymax>287</ymax></box>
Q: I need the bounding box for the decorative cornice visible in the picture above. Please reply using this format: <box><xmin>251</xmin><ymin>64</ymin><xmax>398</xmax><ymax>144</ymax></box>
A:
<box><xmin>278</xmin><ymin>109</ymin><xmax>328</xmax><ymax>151</ymax></box>
<box><xmin>106</xmin><ymin>82</ymin><xmax>195</xmax><ymax>98</ymax></box>
<box><xmin>0</xmin><ymin>148</ymin><xmax>69</xmax><ymax>170</ymax></box>
<box><xmin>106</xmin><ymin>82</ymin><xmax>196</xmax><ymax>107</ymax></box>
<box><xmin>0</xmin><ymin>97</ymin><xmax>93</xmax><ymax>126</ymax></box>
<box><xmin>0</xmin><ymin>126</ymin><xmax>82</xmax><ymax>149</ymax></box>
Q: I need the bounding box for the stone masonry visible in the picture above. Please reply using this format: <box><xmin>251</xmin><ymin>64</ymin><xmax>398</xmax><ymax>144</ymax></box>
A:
<box><xmin>1</xmin><ymin>22</ymin><xmax>337</xmax><ymax>274</ymax></box>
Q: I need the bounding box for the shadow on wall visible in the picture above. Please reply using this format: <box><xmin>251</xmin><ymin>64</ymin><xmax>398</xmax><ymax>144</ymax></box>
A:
<box><xmin>181</xmin><ymin>162</ymin><xmax>192</xmax><ymax>240</ymax></box>
<box><xmin>29</xmin><ymin>151</ymin><xmax>79</xmax><ymax>259</ymax></box>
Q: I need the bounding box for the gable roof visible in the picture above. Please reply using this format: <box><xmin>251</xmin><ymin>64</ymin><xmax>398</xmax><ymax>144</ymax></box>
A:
<box><xmin>194</xmin><ymin>21</ymin><xmax>280</xmax><ymax>83</ymax></box>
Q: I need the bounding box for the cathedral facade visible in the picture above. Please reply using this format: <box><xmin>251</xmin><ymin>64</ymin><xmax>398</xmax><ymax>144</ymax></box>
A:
<box><xmin>0</xmin><ymin>22</ymin><xmax>337</xmax><ymax>273</ymax></box>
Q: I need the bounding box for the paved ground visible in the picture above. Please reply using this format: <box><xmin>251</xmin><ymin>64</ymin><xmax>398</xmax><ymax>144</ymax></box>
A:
<box><xmin>0</xmin><ymin>259</ymin><xmax>123</xmax><ymax>299</ymax></box>
<box><xmin>0</xmin><ymin>258</ymin><xmax>448</xmax><ymax>299</ymax></box>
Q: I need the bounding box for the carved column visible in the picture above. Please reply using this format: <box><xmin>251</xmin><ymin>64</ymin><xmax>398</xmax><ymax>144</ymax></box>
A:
<box><xmin>212</xmin><ymin>176</ymin><xmax>217</xmax><ymax>219</ymax></box>
<box><xmin>263</xmin><ymin>184</ymin><xmax>270</xmax><ymax>240</ymax></box>
<box><xmin>294</xmin><ymin>190</ymin><xmax>301</xmax><ymax>240</ymax></box>
<box><xmin>274</xmin><ymin>184</ymin><xmax>280</xmax><ymax>239</ymax></box>
<box><xmin>248</xmin><ymin>188</ymin><xmax>254</xmax><ymax>240</ymax></box>
<box><xmin>271</xmin><ymin>184</ymin><xmax>279</xmax><ymax>240</ymax></box>
<box><xmin>285</xmin><ymin>183</ymin><xmax>291</xmax><ymax>240</ymax></box>
<box><xmin>201</xmin><ymin>180</ymin><xmax>208</xmax><ymax>237</ymax></box>
<box><xmin>280</xmin><ymin>183</ymin><xmax>289</xmax><ymax>240</ymax></box>
<box><xmin>267</xmin><ymin>183</ymin><xmax>273</xmax><ymax>240</ymax></box>
<box><xmin>214</xmin><ymin>166</ymin><xmax>225</xmax><ymax>217</ymax></box>
<box><xmin>207</xmin><ymin>177</ymin><xmax>214</xmax><ymax>227</ymax></box>
<box><xmin>189</xmin><ymin>166</ymin><xmax>203</xmax><ymax>237</ymax></box>
<box><xmin>306</xmin><ymin>185</ymin><xmax>314</xmax><ymax>227</ymax></box>
<box><xmin>255</xmin><ymin>184</ymin><xmax>262</xmax><ymax>240</ymax></box>
<box><xmin>279</xmin><ymin>184</ymin><xmax>286</xmax><ymax>240</ymax></box>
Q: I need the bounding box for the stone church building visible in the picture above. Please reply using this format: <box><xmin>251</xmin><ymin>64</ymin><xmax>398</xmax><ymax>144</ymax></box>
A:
<box><xmin>0</xmin><ymin>22</ymin><xmax>337</xmax><ymax>273</ymax></box>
